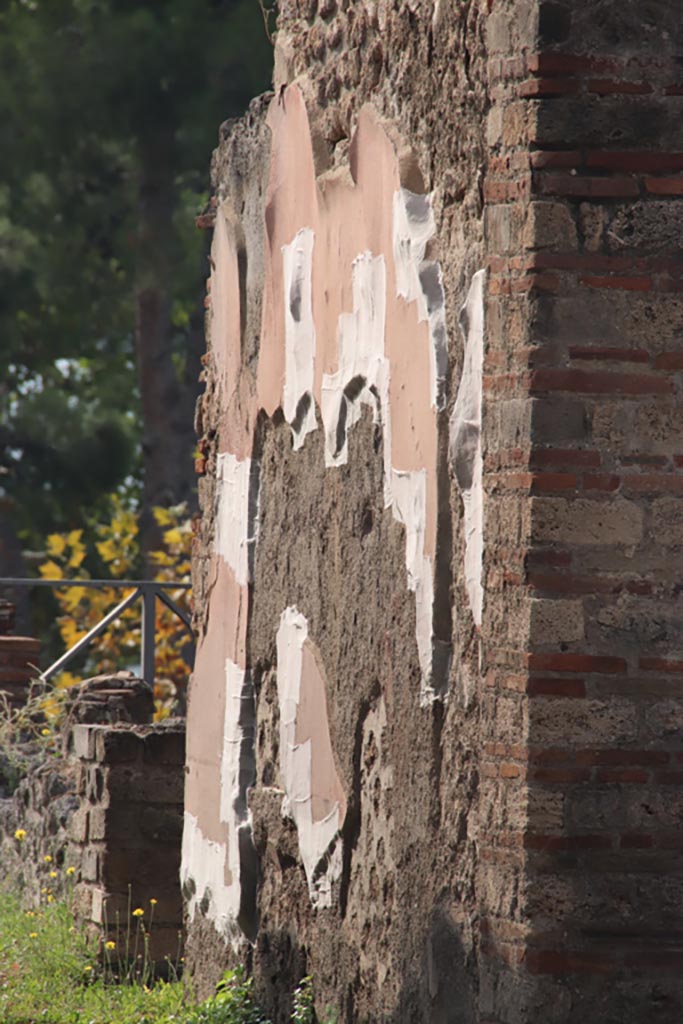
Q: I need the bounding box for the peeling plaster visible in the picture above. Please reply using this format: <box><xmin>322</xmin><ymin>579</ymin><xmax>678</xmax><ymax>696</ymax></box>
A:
<box><xmin>258</xmin><ymin>89</ymin><xmax>450</xmax><ymax>700</ymax></box>
<box><xmin>450</xmin><ymin>269</ymin><xmax>486</xmax><ymax>626</ymax></box>
<box><xmin>390</xmin><ymin>468</ymin><xmax>434</xmax><ymax>679</ymax></box>
<box><xmin>184</xmin><ymin>86</ymin><xmax>464</xmax><ymax>944</ymax></box>
<box><xmin>283</xmin><ymin>228</ymin><xmax>317</xmax><ymax>448</ymax></box>
<box><xmin>320</xmin><ymin>252</ymin><xmax>388</xmax><ymax>469</ymax></box>
<box><xmin>393</xmin><ymin>188</ymin><xmax>448</xmax><ymax>412</ymax></box>
<box><xmin>181</xmin><ymin>812</ymin><xmax>241</xmax><ymax>943</ymax></box>
<box><xmin>276</xmin><ymin>607</ymin><xmax>346</xmax><ymax>907</ymax></box>
<box><xmin>215</xmin><ymin>453</ymin><xmax>257</xmax><ymax>586</ymax></box>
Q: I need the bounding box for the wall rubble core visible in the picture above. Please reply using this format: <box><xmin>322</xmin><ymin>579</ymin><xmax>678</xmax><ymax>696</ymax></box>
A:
<box><xmin>185</xmin><ymin>1</ymin><xmax>683</xmax><ymax>1021</ymax></box>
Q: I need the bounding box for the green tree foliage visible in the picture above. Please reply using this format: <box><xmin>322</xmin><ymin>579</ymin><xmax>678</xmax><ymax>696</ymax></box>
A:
<box><xmin>0</xmin><ymin>0</ymin><xmax>273</xmax><ymax>562</ymax></box>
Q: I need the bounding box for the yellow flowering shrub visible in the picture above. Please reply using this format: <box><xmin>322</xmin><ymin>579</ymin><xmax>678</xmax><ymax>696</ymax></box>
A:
<box><xmin>38</xmin><ymin>498</ymin><xmax>192</xmax><ymax>720</ymax></box>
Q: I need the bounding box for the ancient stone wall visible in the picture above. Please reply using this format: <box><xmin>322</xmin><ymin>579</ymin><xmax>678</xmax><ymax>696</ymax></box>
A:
<box><xmin>70</xmin><ymin>723</ymin><xmax>185</xmax><ymax>963</ymax></box>
<box><xmin>184</xmin><ymin>1</ymin><xmax>683</xmax><ymax>1021</ymax></box>
<box><xmin>0</xmin><ymin>720</ymin><xmax>185</xmax><ymax>967</ymax></box>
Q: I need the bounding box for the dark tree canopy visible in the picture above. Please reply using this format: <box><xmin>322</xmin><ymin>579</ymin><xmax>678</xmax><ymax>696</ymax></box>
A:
<box><xmin>0</xmin><ymin>0</ymin><xmax>273</xmax><ymax>561</ymax></box>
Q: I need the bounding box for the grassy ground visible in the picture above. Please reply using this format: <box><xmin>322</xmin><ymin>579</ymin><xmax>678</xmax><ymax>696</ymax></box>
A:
<box><xmin>0</xmin><ymin>889</ymin><xmax>186</xmax><ymax>1023</ymax></box>
<box><xmin>0</xmin><ymin>887</ymin><xmax>319</xmax><ymax>1024</ymax></box>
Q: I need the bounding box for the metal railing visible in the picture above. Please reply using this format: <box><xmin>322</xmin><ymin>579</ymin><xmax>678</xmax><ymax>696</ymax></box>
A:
<box><xmin>0</xmin><ymin>578</ymin><xmax>193</xmax><ymax>686</ymax></box>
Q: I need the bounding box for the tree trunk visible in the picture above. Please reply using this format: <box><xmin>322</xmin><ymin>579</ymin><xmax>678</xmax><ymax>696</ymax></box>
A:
<box><xmin>135</xmin><ymin>135</ymin><xmax>202</xmax><ymax>559</ymax></box>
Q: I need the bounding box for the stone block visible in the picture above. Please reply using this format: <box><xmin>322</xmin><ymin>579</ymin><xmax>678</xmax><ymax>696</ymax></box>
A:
<box><xmin>107</xmin><ymin>764</ymin><xmax>184</xmax><ymax>805</ymax></box>
<box><xmin>524</xmin><ymin>201</ymin><xmax>578</xmax><ymax>250</ymax></box>
<box><xmin>103</xmin><ymin>845</ymin><xmax>181</xmax><ymax>892</ymax></box>
<box><xmin>142</xmin><ymin>727</ymin><xmax>186</xmax><ymax>766</ymax></box>
<box><xmin>81</xmin><ymin>845</ymin><xmax>101</xmax><ymax>883</ymax></box>
<box><xmin>529</xmin><ymin>698</ymin><xmax>639</xmax><ymax>747</ymax></box>
<box><xmin>530</xmin><ymin>598</ymin><xmax>584</xmax><ymax>644</ymax></box>
<box><xmin>68</xmin><ymin>806</ymin><xmax>89</xmax><ymax>845</ymax></box>
<box><xmin>88</xmin><ymin>806</ymin><xmax>107</xmax><ymax>842</ymax></box>
<box><xmin>652</xmin><ymin>497</ymin><xmax>683</xmax><ymax>547</ymax></box>
<box><xmin>71</xmin><ymin>725</ymin><xmax>96</xmax><ymax>761</ymax></box>
<box><xmin>531</xmin><ymin>397</ymin><xmax>588</xmax><ymax>444</ymax></box>
<box><xmin>95</xmin><ymin>727</ymin><xmax>142</xmax><ymax>764</ymax></box>
<box><xmin>532</xmin><ymin>497</ymin><xmax>643</xmax><ymax>547</ymax></box>
<box><xmin>84</xmin><ymin>766</ymin><xmax>105</xmax><ymax>804</ymax></box>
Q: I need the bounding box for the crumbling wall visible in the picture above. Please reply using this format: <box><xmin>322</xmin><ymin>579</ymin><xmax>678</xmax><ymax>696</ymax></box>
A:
<box><xmin>184</xmin><ymin>1</ymin><xmax>683</xmax><ymax>1022</ymax></box>
<box><xmin>71</xmin><ymin>722</ymin><xmax>185</xmax><ymax>964</ymax></box>
<box><xmin>0</xmin><ymin>717</ymin><xmax>185</xmax><ymax>967</ymax></box>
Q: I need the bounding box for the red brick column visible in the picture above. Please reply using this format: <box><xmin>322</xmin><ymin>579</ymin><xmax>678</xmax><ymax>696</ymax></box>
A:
<box><xmin>482</xmin><ymin>2</ymin><xmax>683</xmax><ymax>1019</ymax></box>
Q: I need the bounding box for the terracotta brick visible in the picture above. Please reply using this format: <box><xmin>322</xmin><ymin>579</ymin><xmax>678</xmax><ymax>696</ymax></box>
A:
<box><xmin>586</xmin><ymin>151</ymin><xmax>683</xmax><ymax>172</ymax></box>
<box><xmin>623</xmin><ymin>475</ymin><xmax>683</xmax><ymax>495</ymax></box>
<box><xmin>536</xmin><ymin>173</ymin><xmax>639</xmax><ymax>199</ymax></box>
<box><xmin>528</xmin><ymin>677</ymin><xmax>586</xmax><ymax>698</ymax></box>
<box><xmin>526</xmin><ymin>652</ymin><xmax>627</xmax><ymax>674</ymax></box>
<box><xmin>583</xmin><ymin>474</ymin><xmax>620</xmax><ymax>491</ymax></box>
<box><xmin>518</xmin><ymin>77</ymin><xmax>579</xmax><ymax>98</ymax></box>
<box><xmin>645</xmin><ymin>177</ymin><xmax>683</xmax><ymax>195</ymax></box>
<box><xmin>620</xmin><ymin>833</ymin><xmax>654</xmax><ymax>848</ymax></box>
<box><xmin>654</xmin><ymin>352</ymin><xmax>683</xmax><ymax>370</ymax></box>
<box><xmin>580</xmin><ymin>275</ymin><xmax>652</xmax><ymax>292</ymax></box>
<box><xmin>529</xmin><ymin>150</ymin><xmax>581</xmax><ymax>169</ymax></box>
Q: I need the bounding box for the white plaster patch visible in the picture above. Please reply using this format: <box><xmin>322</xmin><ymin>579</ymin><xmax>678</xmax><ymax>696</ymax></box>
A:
<box><xmin>218</xmin><ymin>658</ymin><xmax>252</xmax><ymax>920</ymax></box>
<box><xmin>181</xmin><ymin>657</ymin><xmax>256</xmax><ymax>946</ymax></box>
<box><xmin>449</xmin><ymin>269</ymin><xmax>486</xmax><ymax>626</ymax></box>
<box><xmin>215</xmin><ymin>453</ymin><xmax>255</xmax><ymax>585</ymax></box>
<box><xmin>319</xmin><ymin>240</ymin><xmax>443</xmax><ymax>699</ymax></box>
<box><xmin>321</xmin><ymin>252</ymin><xmax>389</xmax><ymax>469</ymax></box>
<box><xmin>181</xmin><ymin>812</ymin><xmax>241</xmax><ymax>945</ymax></box>
<box><xmin>390</xmin><ymin>469</ymin><xmax>434</xmax><ymax>696</ymax></box>
<box><xmin>276</xmin><ymin>606</ymin><xmax>343</xmax><ymax>907</ymax></box>
<box><xmin>282</xmin><ymin>228</ymin><xmax>317</xmax><ymax>448</ymax></box>
<box><xmin>393</xmin><ymin>188</ymin><xmax>448</xmax><ymax>410</ymax></box>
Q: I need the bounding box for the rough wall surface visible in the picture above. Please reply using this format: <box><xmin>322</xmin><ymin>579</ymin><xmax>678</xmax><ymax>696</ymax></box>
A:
<box><xmin>184</xmin><ymin>1</ymin><xmax>683</xmax><ymax>1021</ymax></box>
<box><xmin>71</xmin><ymin>723</ymin><xmax>185</xmax><ymax>963</ymax></box>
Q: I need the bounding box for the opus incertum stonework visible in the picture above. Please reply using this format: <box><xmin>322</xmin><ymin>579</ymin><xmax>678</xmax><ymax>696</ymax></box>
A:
<box><xmin>183</xmin><ymin>3</ymin><xmax>683</xmax><ymax>1022</ymax></box>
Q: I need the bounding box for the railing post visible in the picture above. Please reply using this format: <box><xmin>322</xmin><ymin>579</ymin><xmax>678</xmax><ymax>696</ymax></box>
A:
<box><xmin>141</xmin><ymin>584</ymin><xmax>156</xmax><ymax>686</ymax></box>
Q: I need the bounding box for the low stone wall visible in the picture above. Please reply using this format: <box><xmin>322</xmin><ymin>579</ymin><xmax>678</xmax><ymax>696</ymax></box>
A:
<box><xmin>0</xmin><ymin>753</ymin><xmax>79</xmax><ymax>902</ymax></box>
<box><xmin>70</xmin><ymin>722</ymin><xmax>185</xmax><ymax>964</ymax></box>
<box><xmin>0</xmin><ymin>719</ymin><xmax>185</xmax><ymax>968</ymax></box>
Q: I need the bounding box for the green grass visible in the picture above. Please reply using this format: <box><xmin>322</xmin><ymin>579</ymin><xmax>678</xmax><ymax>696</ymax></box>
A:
<box><xmin>0</xmin><ymin>890</ymin><xmax>185</xmax><ymax>1023</ymax></box>
<box><xmin>0</xmin><ymin>890</ymin><xmax>326</xmax><ymax>1024</ymax></box>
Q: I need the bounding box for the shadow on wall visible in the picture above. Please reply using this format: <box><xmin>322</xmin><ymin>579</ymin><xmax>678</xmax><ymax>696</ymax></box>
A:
<box><xmin>255</xmin><ymin>908</ymin><xmax>476</xmax><ymax>1024</ymax></box>
<box><xmin>383</xmin><ymin>909</ymin><xmax>476</xmax><ymax>1024</ymax></box>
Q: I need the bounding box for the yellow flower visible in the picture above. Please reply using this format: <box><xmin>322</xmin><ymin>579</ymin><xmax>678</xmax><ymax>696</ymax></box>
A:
<box><xmin>49</xmin><ymin>871</ymin><xmax>57</xmax><ymax>879</ymax></box>
<box><xmin>83</xmin><ymin>965</ymin><xmax>92</xmax><ymax>973</ymax></box>
<box><xmin>41</xmin><ymin>728</ymin><xmax>51</xmax><ymax>737</ymax></box>
<box><xmin>14</xmin><ymin>829</ymin><xmax>27</xmax><ymax>841</ymax></box>
<box><xmin>46</xmin><ymin>533</ymin><xmax>67</xmax><ymax>557</ymax></box>
<box><xmin>132</xmin><ymin>907</ymin><xmax>144</xmax><ymax>917</ymax></box>
<box><xmin>105</xmin><ymin>940</ymin><xmax>116</xmax><ymax>951</ymax></box>
<box><xmin>43</xmin><ymin>855</ymin><xmax>52</xmax><ymax>863</ymax></box>
<box><xmin>29</xmin><ymin>932</ymin><xmax>38</xmax><ymax>939</ymax></box>
<box><xmin>149</xmin><ymin>898</ymin><xmax>157</xmax><ymax>906</ymax></box>
<box><xmin>66</xmin><ymin>866</ymin><xmax>76</xmax><ymax>876</ymax></box>
<box><xmin>46</xmin><ymin>895</ymin><xmax>53</xmax><ymax>903</ymax></box>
